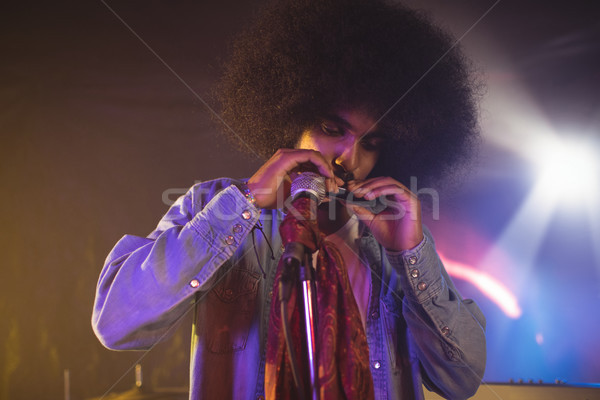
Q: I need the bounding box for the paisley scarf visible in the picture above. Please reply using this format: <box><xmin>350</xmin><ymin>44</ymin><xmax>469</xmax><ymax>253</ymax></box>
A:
<box><xmin>264</xmin><ymin>197</ymin><xmax>374</xmax><ymax>399</ymax></box>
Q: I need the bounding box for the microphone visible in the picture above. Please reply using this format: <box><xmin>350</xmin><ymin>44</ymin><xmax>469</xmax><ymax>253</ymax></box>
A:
<box><xmin>283</xmin><ymin>172</ymin><xmax>326</xmax><ymax>224</ymax></box>
<box><xmin>280</xmin><ymin>172</ymin><xmax>325</xmax><ymax>300</ymax></box>
<box><xmin>290</xmin><ymin>172</ymin><xmax>326</xmax><ymax>204</ymax></box>
<box><xmin>287</xmin><ymin>171</ymin><xmax>387</xmax><ymax>214</ymax></box>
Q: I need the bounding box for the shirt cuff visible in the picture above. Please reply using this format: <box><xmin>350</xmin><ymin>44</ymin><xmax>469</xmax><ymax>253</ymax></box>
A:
<box><xmin>185</xmin><ymin>185</ymin><xmax>260</xmax><ymax>286</ymax></box>
<box><xmin>385</xmin><ymin>232</ymin><xmax>443</xmax><ymax>303</ymax></box>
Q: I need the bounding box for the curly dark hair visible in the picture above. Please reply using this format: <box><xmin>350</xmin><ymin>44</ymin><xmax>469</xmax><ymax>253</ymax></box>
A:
<box><xmin>215</xmin><ymin>0</ymin><xmax>481</xmax><ymax>189</ymax></box>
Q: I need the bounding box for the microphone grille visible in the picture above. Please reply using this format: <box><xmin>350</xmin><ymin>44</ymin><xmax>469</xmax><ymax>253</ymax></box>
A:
<box><xmin>290</xmin><ymin>172</ymin><xmax>326</xmax><ymax>204</ymax></box>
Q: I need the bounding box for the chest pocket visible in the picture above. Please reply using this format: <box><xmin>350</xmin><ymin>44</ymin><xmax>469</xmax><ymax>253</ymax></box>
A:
<box><xmin>200</xmin><ymin>267</ymin><xmax>261</xmax><ymax>354</ymax></box>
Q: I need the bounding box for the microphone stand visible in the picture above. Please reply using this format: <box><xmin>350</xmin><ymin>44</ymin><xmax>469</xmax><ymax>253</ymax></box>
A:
<box><xmin>282</xmin><ymin>242</ymin><xmax>319</xmax><ymax>400</ymax></box>
<box><xmin>280</xmin><ymin>172</ymin><xmax>325</xmax><ymax>400</ymax></box>
<box><xmin>300</xmin><ymin>250</ymin><xmax>318</xmax><ymax>400</ymax></box>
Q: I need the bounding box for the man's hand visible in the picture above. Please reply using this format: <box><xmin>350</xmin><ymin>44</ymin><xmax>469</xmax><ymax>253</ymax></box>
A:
<box><xmin>247</xmin><ymin>149</ymin><xmax>343</xmax><ymax>209</ymax></box>
<box><xmin>346</xmin><ymin>177</ymin><xmax>424</xmax><ymax>251</ymax></box>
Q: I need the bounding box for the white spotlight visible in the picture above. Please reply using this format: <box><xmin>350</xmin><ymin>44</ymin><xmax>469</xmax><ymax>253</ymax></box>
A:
<box><xmin>533</xmin><ymin>137</ymin><xmax>599</xmax><ymax>207</ymax></box>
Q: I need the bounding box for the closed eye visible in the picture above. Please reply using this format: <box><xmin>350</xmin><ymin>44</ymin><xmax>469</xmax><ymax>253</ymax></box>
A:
<box><xmin>320</xmin><ymin>122</ymin><xmax>343</xmax><ymax>136</ymax></box>
<box><xmin>360</xmin><ymin>135</ymin><xmax>384</xmax><ymax>152</ymax></box>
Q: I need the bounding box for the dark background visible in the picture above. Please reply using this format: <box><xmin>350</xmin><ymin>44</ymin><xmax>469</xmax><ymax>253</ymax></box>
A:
<box><xmin>1</xmin><ymin>1</ymin><xmax>599</xmax><ymax>399</ymax></box>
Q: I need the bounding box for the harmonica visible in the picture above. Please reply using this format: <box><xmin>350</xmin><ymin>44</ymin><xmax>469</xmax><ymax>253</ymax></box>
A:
<box><xmin>327</xmin><ymin>188</ymin><xmax>387</xmax><ymax>214</ymax></box>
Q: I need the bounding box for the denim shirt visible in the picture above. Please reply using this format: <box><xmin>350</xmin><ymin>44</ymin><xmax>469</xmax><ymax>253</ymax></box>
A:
<box><xmin>92</xmin><ymin>178</ymin><xmax>486</xmax><ymax>400</ymax></box>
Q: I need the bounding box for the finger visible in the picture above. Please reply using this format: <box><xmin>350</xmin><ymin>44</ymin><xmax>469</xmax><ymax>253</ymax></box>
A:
<box><xmin>283</xmin><ymin>149</ymin><xmax>335</xmax><ymax>179</ymax></box>
<box><xmin>347</xmin><ymin>203</ymin><xmax>375</xmax><ymax>221</ymax></box>
<box><xmin>348</xmin><ymin>176</ymin><xmax>402</xmax><ymax>191</ymax></box>
<box><xmin>325</xmin><ymin>177</ymin><xmax>340</xmax><ymax>193</ymax></box>
<box><xmin>346</xmin><ymin>177</ymin><xmax>394</xmax><ymax>198</ymax></box>
<box><xmin>345</xmin><ymin>179</ymin><xmax>373</xmax><ymax>198</ymax></box>
<box><xmin>349</xmin><ymin>179</ymin><xmax>414</xmax><ymax>200</ymax></box>
<box><xmin>362</xmin><ymin>184</ymin><xmax>415</xmax><ymax>202</ymax></box>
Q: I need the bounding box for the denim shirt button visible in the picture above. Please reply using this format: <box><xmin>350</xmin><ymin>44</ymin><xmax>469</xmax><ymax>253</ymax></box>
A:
<box><xmin>189</xmin><ymin>279</ymin><xmax>200</xmax><ymax>288</ymax></box>
<box><xmin>410</xmin><ymin>268</ymin><xmax>420</xmax><ymax>278</ymax></box>
<box><xmin>241</xmin><ymin>210</ymin><xmax>252</xmax><ymax>220</ymax></box>
<box><xmin>233</xmin><ymin>224</ymin><xmax>243</xmax><ymax>233</ymax></box>
<box><xmin>441</xmin><ymin>326</ymin><xmax>451</xmax><ymax>336</ymax></box>
<box><xmin>408</xmin><ymin>255</ymin><xmax>418</xmax><ymax>265</ymax></box>
<box><xmin>417</xmin><ymin>281</ymin><xmax>428</xmax><ymax>291</ymax></box>
<box><xmin>373</xmin><ymin>361</ymin><xmax>381</xmax><ymax>369</ymax></box>
<box><xmin>225</xmin><ymin>235</ymin><xmax>235</xmax><ymax>245</ymax></box>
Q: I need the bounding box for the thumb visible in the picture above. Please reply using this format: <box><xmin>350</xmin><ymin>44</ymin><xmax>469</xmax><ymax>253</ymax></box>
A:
<box><xmin>347</xmin><ymin>203</ymin><xmax>375</xmax><ymax>223</ymax></box>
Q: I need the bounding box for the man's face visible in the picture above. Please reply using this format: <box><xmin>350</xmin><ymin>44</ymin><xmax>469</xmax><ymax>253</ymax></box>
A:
<box><xmin>296</xmin><ymin>109</ymin><xmax>384</xmax><ymax>183</ymax></box>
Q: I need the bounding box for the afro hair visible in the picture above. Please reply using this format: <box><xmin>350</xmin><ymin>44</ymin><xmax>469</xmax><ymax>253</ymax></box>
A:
<box><xmin>215</xmin><ymin>0</ymin><xmax>482</xmax><ymax>189</ymax></box>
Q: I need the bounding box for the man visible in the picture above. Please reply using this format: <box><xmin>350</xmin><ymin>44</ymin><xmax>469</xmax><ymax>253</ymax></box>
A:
<box><xmin>92</xmin><ymin>0</ymin><xmax>486</xmax><ymax>399</ymax></box>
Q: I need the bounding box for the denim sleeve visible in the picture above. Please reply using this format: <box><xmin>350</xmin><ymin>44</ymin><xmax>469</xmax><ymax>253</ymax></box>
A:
<box><xmin>92</xmin><ymin>182</ymin><xmax>260</xmax><ymax>350</ymax></box>
<box><xmin>385</xmin><ymin>228</ymin><xmax>487</xmax><ymax>399</ymax></box>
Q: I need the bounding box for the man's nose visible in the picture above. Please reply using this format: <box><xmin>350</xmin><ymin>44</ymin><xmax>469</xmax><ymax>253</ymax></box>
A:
<box><xmin>334</xmin><ymin>137</ymin><xmax>359</xmax><ymax>173</ymax></box>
